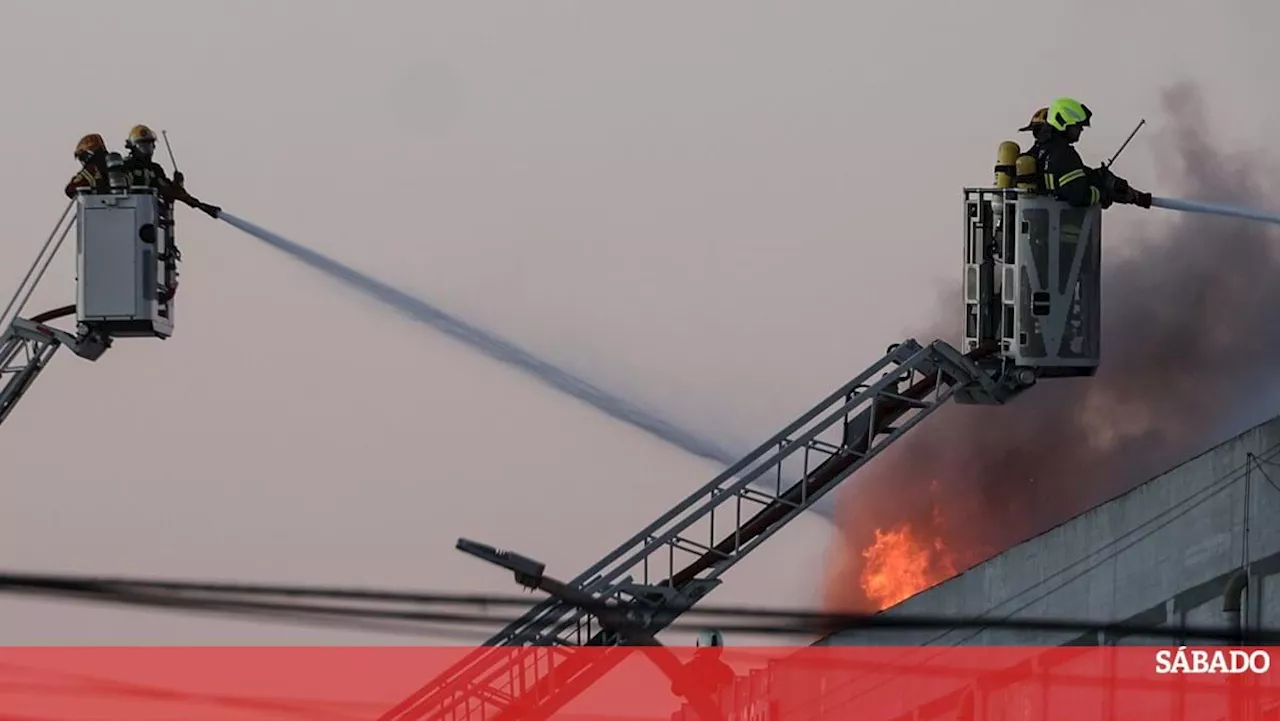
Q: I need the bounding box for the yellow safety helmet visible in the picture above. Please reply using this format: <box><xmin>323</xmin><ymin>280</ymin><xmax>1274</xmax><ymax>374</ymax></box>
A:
<box><xmin>127</xmin><ymin>124</ymin><xmax>157</xmax><ymax>144</ymax></box>
<box><xmin>126</xmin><ymin>124</ymin><xmax>158</xmax><ymax>154</ymax></box>
<box><xmin>1018</xmin><ymin>107</ymin><xmax>1048</xmax><ymax>132</ymax></box>
<box><xmin>74</xmin><ymin>133</ymin><xmax>106</xmax><ymax>160</ymax></box>
<box><xmin>1046</xmin><ymin>97</ymin><xmax>1092</xmax><ymax>132</ymax></box>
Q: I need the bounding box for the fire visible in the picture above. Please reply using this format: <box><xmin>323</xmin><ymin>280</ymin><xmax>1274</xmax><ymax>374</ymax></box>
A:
<box><xmin>859</xmin><ymin>521</ymin><xmax>957</xmax><ymax>610</ymax></box>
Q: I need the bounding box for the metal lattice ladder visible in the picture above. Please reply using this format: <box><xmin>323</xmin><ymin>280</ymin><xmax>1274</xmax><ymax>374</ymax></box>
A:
<box><xmin>378</xmin><ymin>337</ymin><xmax>1003</xmax><ymax>721</ymax></box>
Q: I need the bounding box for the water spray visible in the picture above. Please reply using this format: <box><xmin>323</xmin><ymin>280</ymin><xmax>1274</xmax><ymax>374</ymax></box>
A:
<box><xmin>1150</xmin><ymin>196</ymin><xmax>1280</xmax><ymax>227</ymax></box>
<box><xmin>1103</xmin><ymin>118</ymin><xmax>1280</xmax><ymax>227</ymax></box>
<box><xmin>214</xmin><ymin>213</ymin><xmax>750</xmax><ymax>470</ymax></box>
<box><xmin>1088</xmin><ymin>118</ymin><xmax>1280</xmax><ymax>228</ymax></box>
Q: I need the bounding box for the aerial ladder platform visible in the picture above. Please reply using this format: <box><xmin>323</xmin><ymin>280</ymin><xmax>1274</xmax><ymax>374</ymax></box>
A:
<box><xmin>378</xmin><ymin>174</ymin><xmax>1105</xmax><ymax>721</ymax></box>
<box><xmin>1</xmin><ymin>153</ymin><xmax>182</xmax><ymax>430</ymax></box>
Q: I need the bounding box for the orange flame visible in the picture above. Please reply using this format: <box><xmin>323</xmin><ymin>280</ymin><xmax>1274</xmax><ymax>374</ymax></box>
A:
<box><xmin>858</xmin><ymin>520</ymin><xmax>957</xmax><ymax>610</ymax></box>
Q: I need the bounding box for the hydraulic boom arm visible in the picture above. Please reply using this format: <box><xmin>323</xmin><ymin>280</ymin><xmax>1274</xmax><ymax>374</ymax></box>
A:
<box><xmin>0</xmin><ymin>311</ymin><xmax>108</xmax><ymax>428</ymax></box>
<box><xmin>378</xmin><ymin>337</ymin><xmax>1002</xmax><ymax>721</ymax></box>
<box><xmin>0</xmin><ymin>200</ymin><xmax>112</xmax><ymax>431</ymax></box>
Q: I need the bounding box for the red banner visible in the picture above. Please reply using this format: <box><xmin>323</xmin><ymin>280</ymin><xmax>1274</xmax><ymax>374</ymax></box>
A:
<box><xmin>0</xmin><ymin>646</ymin><xmax>1277</xmax><ymax>720</ymax></box>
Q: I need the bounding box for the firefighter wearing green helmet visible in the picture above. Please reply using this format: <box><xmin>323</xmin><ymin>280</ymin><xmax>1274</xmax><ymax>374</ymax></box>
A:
<box><xmin>1037</xmin><ymin>97</ymin><xmax>1151</xmax><ymax>210</ymax></box>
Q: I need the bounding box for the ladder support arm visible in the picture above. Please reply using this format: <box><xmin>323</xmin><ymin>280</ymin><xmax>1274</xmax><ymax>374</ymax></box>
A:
<box><xmin>0</xmin><ymin>317</ymin><xmax>111</xmax><ymax>430</ymax></box>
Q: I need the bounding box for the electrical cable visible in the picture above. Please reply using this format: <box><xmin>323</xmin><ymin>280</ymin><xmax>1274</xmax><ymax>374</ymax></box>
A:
<box><xmin>0</xmin><ymin>571</ymin><xmax>1270</xmax><ymax>644</ymax></box>
<box><xmin>4</xmin><ymin>571</ymin><xmax>1266</xmax><ymax>720</ymax></box>
<box><xmin>0</xmin><ymin>581</ymin><xmax>504</xmax><ymax>641</ymax></box>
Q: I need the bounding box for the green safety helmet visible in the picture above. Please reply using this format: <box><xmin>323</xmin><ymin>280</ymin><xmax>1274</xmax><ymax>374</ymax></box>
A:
<box><xmin>1047</xmin><ymin>97</ymin><xmax>1092</xmax><ymax>131</ymax></box>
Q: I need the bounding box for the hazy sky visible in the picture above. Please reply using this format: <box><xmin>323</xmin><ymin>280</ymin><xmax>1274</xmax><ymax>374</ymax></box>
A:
<box><xmin>2</xmin><ymin>0</ymin><xmax>1279</xmax><ymax>657</ymax></box>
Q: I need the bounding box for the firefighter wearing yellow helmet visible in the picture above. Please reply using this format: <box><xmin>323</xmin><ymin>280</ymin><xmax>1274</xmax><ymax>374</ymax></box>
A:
<box><xmin>1036</xmin><ymin>97</ymin><xmax>1151</xmax><ymax>209</ymax></box>
<box><xmin>122</xmin><ymin>124</ymin><xmax>221</xmax><ymax>218</ymax></box>
<box><xmin>1014</xmin><ymin>108</ymin><xmax>1050</xmax><ymax>191</ymax></box>
<box><xmin>64</xmin><ymin>133</ymin><xmax>111</xmax><ymax>198</ymax></box>
<box><xmin>1018</xmin><ymin>107</ymin><xmax>1049</xmax><ymax>135</ymax></box>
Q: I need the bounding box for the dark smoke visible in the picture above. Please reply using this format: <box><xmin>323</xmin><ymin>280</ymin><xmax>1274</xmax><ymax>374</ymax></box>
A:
<box><xmin>823</xmin><ymin>82</ymin><xmax>1280</xmax><ymax>612</ymax></box>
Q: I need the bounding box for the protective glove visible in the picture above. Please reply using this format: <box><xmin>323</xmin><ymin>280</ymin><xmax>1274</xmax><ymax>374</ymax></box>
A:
<box><xmin>1133</xmin><ymin>191</ymin><xmax>1152</xmax><ymax>209</ymax></box>
<box><xmin>1097</xmin><ymin>167</ymin><xmax>1131</xmax><ymax>202</ymax></box>
<box><xmin>1096</xmin><ymin>166</ymin><xmax>1120</xmax><ymax>191</ymax></box>
<box><xmin>198</xmin><ymin>202</ymin><xmax>221</xmax><ymax>219</ymax></box>
<box><xmin>161</xmin><ymin>281</ymin><xmax>179</xmax><ymax>302</ymax></box>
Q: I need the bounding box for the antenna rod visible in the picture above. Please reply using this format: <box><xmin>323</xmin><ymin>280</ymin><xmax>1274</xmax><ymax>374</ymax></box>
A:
<box><xmin>1104</xmin><ymin>118</ymin><xmax>1145</xmax><ymax>169</ymax></box>
<box><xmin>161</xmin><ymin>129</ymin><xmax>180</xmax><ymax>169</ymax></box>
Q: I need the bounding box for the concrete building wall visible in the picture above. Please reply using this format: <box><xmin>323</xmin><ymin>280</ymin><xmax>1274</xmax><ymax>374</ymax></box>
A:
<box><xmin>818</xmin><ymin>414</ymin><xmax>1280</xmax><ymax>647</ymax></box>
<box><xmin>671</xmin><ymin>416</ymin><xmax>1280</xmax><ymax>721</ymax></box>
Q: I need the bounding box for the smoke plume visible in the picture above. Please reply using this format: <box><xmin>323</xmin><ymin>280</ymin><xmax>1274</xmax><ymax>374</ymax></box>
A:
<box><xmin>822</xmin><ymin>82</ymin><xmax>1280</xmax><ymax>612</ymax></box>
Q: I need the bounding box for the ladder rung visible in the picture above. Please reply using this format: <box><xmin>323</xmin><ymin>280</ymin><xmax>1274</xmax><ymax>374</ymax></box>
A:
<box><xmin>876</xmin><ymin>391</ymin><xmax>932</xmax><ymax>408</ymax></box>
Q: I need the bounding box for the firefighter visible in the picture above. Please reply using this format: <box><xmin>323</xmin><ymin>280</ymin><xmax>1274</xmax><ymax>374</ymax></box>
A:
<box><xmin>122</xmin><ymin>124</ymin><xmax>221</xmax><ymax>218</ymax></box>
<box><xmin>1018</xmin><ymin>107</ymin><xmax>1049</xmax><ymax>151</ymax></box>
<box><xmin>64</xmin><ymin>133</ymin><xmax>110</xmax><ymax>199</ymax></box>
<box><xmin>1038</xmin><ymin>97</ymin><xmax>1152</xmax><ymax>210</ymax></box>
<box><xmin>1018</xmin><ymin>107</ymin><xmax>1048</xmax><ymax>137</ymax></box>
<box><xmin>670</xmin><ymin>629</ymin><xmax>735</xmax><ymax>700</ymax></box>
<box><xmin>1015</xmin><ymin>108</ymin><xmax>1050</xmax><ymax>191</ymax></box>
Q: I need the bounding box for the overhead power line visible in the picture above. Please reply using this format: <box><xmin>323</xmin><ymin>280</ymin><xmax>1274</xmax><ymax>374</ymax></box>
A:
<box><xmin>0</xmin><ymin>570</ymin><xmax>1268</xmax><ymax>644</ymax></box>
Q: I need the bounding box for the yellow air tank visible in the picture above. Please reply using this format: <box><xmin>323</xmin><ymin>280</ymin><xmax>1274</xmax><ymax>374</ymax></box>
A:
<box><xmin>994</xmin><ymin>141</ymin><xmax>1020</xmax><ymax>189</ymax></box>
<box><xmin>1015</xmin><ymin>154</ymin><xmax>1039</xmax><ymax>191</ymax></box>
